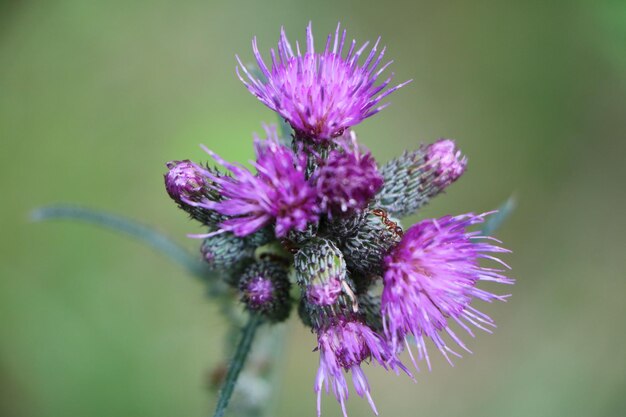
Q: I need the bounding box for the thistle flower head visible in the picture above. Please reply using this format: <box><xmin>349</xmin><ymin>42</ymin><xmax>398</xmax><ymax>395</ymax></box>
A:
<box><xmin>201</xmin><ymin>126</ymin><xmax>320</xmax><ymax>238</ymax></box>
<box><xmin>313</xmin><ymin>132</ymin><xmax>383</xmax><ymax>216</ymax></box>
<box><xmin>381</xmin><ymin>213</ymin><xmax>514</xmax><ymax>369</ymax></box>
<box><xmin>237</xmin><ymin>22</ymin><xmax>411</xmax><ymax>142</ymax></box>
<box><xmin>425</xmin><ymin>139</ymin><xmax>467</xmax><ymax>188</ymax></box>
<box><xmin>315</xmin><ymin>318</ymin><xmax>406</xmax><ymax>417</ymax></box>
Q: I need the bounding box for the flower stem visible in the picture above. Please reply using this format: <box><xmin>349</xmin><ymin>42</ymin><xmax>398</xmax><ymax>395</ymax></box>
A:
<box><xmin>213</xmin><ymin>314</ymin><xmax>262</xmax><ymax>417</ymax></box>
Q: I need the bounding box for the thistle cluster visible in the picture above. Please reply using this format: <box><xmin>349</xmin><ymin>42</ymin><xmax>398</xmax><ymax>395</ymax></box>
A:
<box><xmin>164</xmin><ymin>22</ymin><xmax>513</xmax><ymax>417</ymax></box>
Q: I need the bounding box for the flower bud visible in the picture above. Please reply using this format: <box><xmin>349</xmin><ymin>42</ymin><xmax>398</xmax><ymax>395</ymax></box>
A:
<box><xmin>238</xmin><ymin>260</ymin><xmax>292</xmax><ymax>323</ymax></box>
<box><xmin>375</xmin><ymin>139</ymin><xmax>467</xmax><ymax>218</ymax></box>
<box><xmin>201</xmin><ymin>233</ymin><xmax>255</xmax><ymax>271</ymax></box>
<box><xmin>342</xmin><ymin>210</ymin><xmax>402</xmax><ymax>278</ymax></box>
<box><xmin>294</xmin><ymin>238</ymin><xmax>358</xmax><ymax>328</ymax></box>
<box><xmin>164</xmin><ymin>160</ymin><xmax>223</xmax><ymax>226</ymax></box>
<box><xmin>358</xmin><ymin>293</ymin><xmax>383</xmax><ymax>332</ymax></box>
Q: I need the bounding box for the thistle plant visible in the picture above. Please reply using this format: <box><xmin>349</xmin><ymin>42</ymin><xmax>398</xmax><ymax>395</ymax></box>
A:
<box><xmin>34</xmin><ymin>22</ymin><xmax>514</xmax><ymax>417</ymax></box>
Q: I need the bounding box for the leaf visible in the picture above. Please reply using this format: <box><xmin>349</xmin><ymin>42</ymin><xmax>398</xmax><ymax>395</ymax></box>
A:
<box><xmin>481</xmin><ymin>195</ymin><xmax>517</xmax><ymax>236</ymax></box>
<box><xmin>30</xmin><ymin>205</ymin><xmax>215</xmax><ymax>281</ymax></box>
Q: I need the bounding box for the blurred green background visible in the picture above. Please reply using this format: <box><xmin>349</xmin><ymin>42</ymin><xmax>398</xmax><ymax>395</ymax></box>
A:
<box><xmin>2</xmin><ymin>0</ymin><xmax>625</xmax><ymax>416</ymax></box>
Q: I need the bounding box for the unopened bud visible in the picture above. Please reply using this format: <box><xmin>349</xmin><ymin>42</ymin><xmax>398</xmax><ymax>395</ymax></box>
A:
<box><xmin>201</xmin><ymin>233</ymin><xmax>254</xmax><ymax>271</ymax></box>
<box><xmin>294</xmin><ymin>238</ymin><xmax>358</xmax><ymax>328</ymax></box>
<box><xmin>238</xmin><ymin>260</ymin><xmax>292</xmax><ymax>323</ymax></box>
<box><xmin>375</xmin><ymin>139</ymin><xmax>467</xmax><ymax>218</ymax></box>
<box><xmin>342</xmin><ymin>210</ymin><xmax>402</xmax><ymax>278</ymax></box>
<box><xmin>164</xmin><ymin>160</ymin><xmax>223</xmax><ymax>226</ymax></box>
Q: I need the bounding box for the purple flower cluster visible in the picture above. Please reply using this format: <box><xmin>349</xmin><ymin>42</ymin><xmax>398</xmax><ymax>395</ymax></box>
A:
<box><xmin>164</xmin><ymin>22</ymin><xmax>513</xmax><ymax>417</ymax></box>
<box><xmin>306</xmin><ymin>276</ymin><xmax>343</xmax><ymax>306</ymax></box>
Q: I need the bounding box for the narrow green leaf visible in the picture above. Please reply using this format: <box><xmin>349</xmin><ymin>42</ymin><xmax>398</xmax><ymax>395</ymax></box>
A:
<box><xmin>213</xmin><ymin>314</ymin><xmax>262</xmax><ymax>417</ymax></box>
<box><xmin>481</xmin><ymin>195</ymin><xmax>516</xmax><ymax>235</ymax></box>
<box><xmin>30</xmin><ymin>205</ymin><xmax>214</xmax><ymax>280</ymax></box>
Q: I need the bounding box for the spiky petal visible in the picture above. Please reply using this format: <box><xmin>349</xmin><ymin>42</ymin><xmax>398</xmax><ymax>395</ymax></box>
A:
<box><xmin>381</xmin><ymin>213</ymin><xmax>514</xmax><ymax>370</ymax></box>
<box><xmin>200</xmin><ymin>126</ymin><xmax>320</xmax><ymax>238</ymax></box>
<box><xmin>236</xmin><ymin>22</ymin><xmax>411</xmax><ymax>142</ymax></box>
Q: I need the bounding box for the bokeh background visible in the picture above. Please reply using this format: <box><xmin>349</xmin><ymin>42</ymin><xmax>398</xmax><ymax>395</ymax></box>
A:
<box><xmin>2</xmin><ymin>0</ymin><xmax>625</xmax><ymax>416</ymax></box>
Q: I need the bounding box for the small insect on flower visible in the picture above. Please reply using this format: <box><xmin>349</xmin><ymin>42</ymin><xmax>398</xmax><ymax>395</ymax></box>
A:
<box><xmin>371</xmin><ymin>207</ymin><xmax>404</xmax><ymax>238</ymax></box>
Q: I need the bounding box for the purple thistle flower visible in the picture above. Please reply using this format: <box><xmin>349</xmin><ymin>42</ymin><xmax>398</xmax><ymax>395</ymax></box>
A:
<box><xmin>313</xmin><ymin>131</ymin><xmax>384</xmax><ymax>215</ymax></box>
<box><xmin>236</xmin><ymin>22</ymin><xmax>411</xmax><ymax>142</ymax></box>
<box><xmin>381</xmin><ymin>213</ymin><xmax>514</xmax><ymax>370</ymax></box>
<box><xmin>315</xmin><ymin>318</ymin><xmax>408</xmax><ymax>417</ymax></box>
<box><xmin>425</xmin><ymin>139</ymin><xmax>467</xmax><ymax>188</ymax></box>
<box><xmin>198</xmin><ymin>126</ymin><xmax>320</xmax><ymax>238</ymax></box>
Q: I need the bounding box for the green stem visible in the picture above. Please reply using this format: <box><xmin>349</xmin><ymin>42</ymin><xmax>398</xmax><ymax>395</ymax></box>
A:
<box><xmin>213</xmin><ymin>314</ymin><xmax>262</xmax><ymax>417</ymax></box>
<box><xmin>30</xmin><ymin>205</ymin><xmax>213</xmax><ymax>280</ymax></box>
